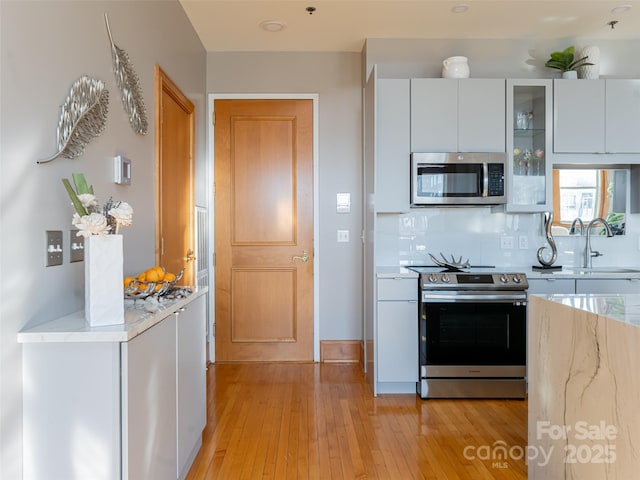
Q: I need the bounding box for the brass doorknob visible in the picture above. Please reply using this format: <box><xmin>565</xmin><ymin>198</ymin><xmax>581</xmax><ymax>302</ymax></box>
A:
<box><xmin>292</xmin><ymin>250</ymin><xmax>309</xmax><ymax>263</ymax></box>
<box><xmin>184</xmin><ymin>249</ymin><xmax>196</xmax><ymax>263</ymax></box>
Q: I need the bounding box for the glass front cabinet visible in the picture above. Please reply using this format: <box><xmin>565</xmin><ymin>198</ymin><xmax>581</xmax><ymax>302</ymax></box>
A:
<box><xmin>505</xmin><ymin>79</ymin><xmax>552</xmax><ymax>212</ymax></box>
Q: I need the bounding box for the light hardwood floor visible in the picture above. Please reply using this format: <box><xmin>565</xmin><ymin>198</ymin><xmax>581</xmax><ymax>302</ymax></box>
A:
<box><xmin>186</xmin><ymin>363</ymin><xmax>527</xmax><ymax>479</ymax></box>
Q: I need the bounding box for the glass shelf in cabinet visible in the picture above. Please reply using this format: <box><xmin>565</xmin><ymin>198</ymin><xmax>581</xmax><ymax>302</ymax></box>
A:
<box><xmin>513</xmin><ymin>128</ymin><xmax>545</xmax><ymax>138</ymax></box>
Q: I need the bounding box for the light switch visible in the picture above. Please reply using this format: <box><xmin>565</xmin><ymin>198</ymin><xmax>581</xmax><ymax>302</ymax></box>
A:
<box><xmin>114</xmin><ymin>155</ymin><xmax>132</xmax><ymax>185</ymax></box>
<box><xmin>70</xmin><ymin>229</ymin><xmax>84</xmax><ymax>263</ymax></box>
<box><xmin>336</xmin><ymin>193</ymin><xmax>351</xmax><ymax>213</ymax></box>
<box><xmin>337</xmin><ymin>230</ymin><xmax>349</xmax><ymax>242</ymax></box>
<box><xmin>46</xmin><ymin>230</ymin><xmax>63</xmax><ymax>267</ymax></box>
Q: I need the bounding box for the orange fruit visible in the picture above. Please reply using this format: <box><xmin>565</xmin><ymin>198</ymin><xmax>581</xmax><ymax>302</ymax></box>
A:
<box><xmin>164</xmin><ymin>272</ymin><xmax>176</xmax><ymax>282</ymax></box>
<box><xmin>145</xmin><ymin>269</ymin><xmax>161</xmax><ymax>283</ymax></box>
<box><xmin>123</xmin><ymin>277</ymin><xmax>135</xmax><ymax>289</ymax></box>
<box><xmin>137</xmin><ymin>272</ymin><xmax>147</xmax><ymax>282</ymax></box>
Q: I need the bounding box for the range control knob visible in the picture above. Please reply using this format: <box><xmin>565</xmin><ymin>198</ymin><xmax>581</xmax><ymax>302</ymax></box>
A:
<box><xmin>428</xmin><ymin>274</ymin><xmax>438</xmax><ymax>283</ymax></box>
<box><xmin>499</xmin><ymin>274</ymin><xmax>509</xmax><ymax>284</ymax></box>
<box><xmin>512</xmin><ymin>275</ymin><xmax>522</xmax><ymax>284</ymax></box>
<box><xmin>441</xmin><ymin>273</ymin><xmax>451</xmax><ymax>283</ymax></box>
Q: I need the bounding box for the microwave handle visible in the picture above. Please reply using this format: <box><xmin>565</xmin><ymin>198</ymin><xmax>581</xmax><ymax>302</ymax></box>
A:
<box><xmin>482</xmin><ymin>163</ymin><xmax>489</xmax><ymax>197</ymax></box>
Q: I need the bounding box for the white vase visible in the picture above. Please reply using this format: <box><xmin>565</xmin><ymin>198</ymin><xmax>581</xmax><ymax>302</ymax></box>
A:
<box><xmin>561</xmin><ymin>70</ymin><xmax>578</xmax><ymax>79</ymax></box>
<box><xmin>442</xmin><ymin>56</ymin><xmax>470</xmax><ymax>78</ymax></box>
<box><xmin>85</xmin><ymin>234</ymin><xmax>124</xmax><ymax>326</ymax></box>
<box><xmin>578</xmin><ymin>45</ymin><xmax>600</xmax><ymax>79</ymax></box>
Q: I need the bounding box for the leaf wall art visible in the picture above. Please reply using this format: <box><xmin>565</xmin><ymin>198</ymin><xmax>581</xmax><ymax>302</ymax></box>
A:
<box><xmin>38</xmin><ymin>76</ymin><xmax>109</xmax><ymax>164</ymax></box>
<box><xmin>104</xmin><ymin>13</ymin><xmax>148</xmax><ymax>135</ymax></box>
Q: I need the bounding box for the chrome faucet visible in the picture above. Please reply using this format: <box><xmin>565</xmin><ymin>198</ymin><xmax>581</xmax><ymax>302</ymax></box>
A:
<box><xmin>570</xmin><ymin>217</ymin><xmax>584</xmax><ymax>235</ymax></box>
<box><xmin>584</xmin><ymin>218</ymin><xmax>614</xmax><ymax>268</ymax></box>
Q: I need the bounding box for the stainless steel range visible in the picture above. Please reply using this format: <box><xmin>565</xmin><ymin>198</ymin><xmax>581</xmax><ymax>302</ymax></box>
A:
<box><xmin>408</xmin><ymin>265</ymin><xmax>528</xmax><ymax>399</ymax></box>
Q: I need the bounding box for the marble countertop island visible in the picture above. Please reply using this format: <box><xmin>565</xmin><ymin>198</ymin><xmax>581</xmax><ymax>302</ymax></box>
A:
<box><xmin>528</xmin><ymin>293</ymin><xmax>640</xmax><ymax>479</ymax></box>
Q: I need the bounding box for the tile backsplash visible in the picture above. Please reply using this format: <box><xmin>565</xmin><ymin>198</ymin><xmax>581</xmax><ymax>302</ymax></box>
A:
<box><xmin>376</xmin><ymin>207</ymin><xmax>640</xmax><ymax>269</ymax></box>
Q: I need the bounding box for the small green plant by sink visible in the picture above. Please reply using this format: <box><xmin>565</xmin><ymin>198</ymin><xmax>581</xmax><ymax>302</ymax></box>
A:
<box><xmin>545</xmin><ymin>46</ymin><xmax>593</xmax><ymax>73</ymax></box>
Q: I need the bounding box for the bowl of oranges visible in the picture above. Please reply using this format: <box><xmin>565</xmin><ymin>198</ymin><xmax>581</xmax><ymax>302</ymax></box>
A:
<box><xmin>123</xmin><ymin>266</ymin><xmax>184</xmax><ymax>299</ymax></box>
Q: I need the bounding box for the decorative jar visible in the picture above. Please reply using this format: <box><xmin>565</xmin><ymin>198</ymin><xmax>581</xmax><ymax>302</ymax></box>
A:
<box><xmin>578</xmin><ymin>45</ymin><xmax>600</xmax><ymax>79</ymax></box>
<box><xmin>442</xmin><ymin>56</ymin><xmax>470</xmax><ymax>79</ymax></box>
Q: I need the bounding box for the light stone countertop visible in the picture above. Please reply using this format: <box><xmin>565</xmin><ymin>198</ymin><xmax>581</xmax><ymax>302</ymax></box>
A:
<box><xmin>17</xmin><ymin>287</ymin><xmax>208</xmax><ymax>343</ymax></box>
<box><xmin>530</xmin><ymin>292</ymin><xmax>640</xmax><ymax>327</ymax></box>
<box><xmin>376</xmin><ymin>266</ymin><xmax>419</xmax><ymax>278</ymax></box>
<box><xmin>526</xmin><ymin>266</ymin><xmax>640</xmax><ymax>279</ymax></box>
<box><xmin>528</xmin><ymin>293</ymin><xmax>640</xmax><ymax>479</ymax></box>
<box><xmin>377</xmin><ymin>265</ymin><xmax>640</xmax><ymax>280</ymax></box>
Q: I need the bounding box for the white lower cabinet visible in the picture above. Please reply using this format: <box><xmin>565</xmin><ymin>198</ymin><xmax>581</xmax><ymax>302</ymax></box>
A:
<box><xmin>527</xmin><ymin>278</ymin><xmax>576</xmax><ymax>294</ymax></box>
<box><xmin>123</xmin><ymin>315</ymin><xmax>178</xmax><ymax>480</ymax></box>
<box><xmin>375</xmin><ymin>277</ymin><xmax>418</xmax><ymax>394</ymax></box>
<box><xmin>21</xmin><ymin>293</ymin><xmax>207</xmax><ymax>480</ymax></box>
<box><xmin>575</xmin><ymin>278</ymin><xmax>640</xmax><ymax>294</ymax></box>
<box><xmin>22</xmin><ymin>342</ymin><xmax>122</xmax><ymax>480</ymax></box>
<box><xmin>176</xmin><ymin>296</ymin><xmax>207</xmax><ymax>479</ymax></box>
<box><xmin>528</xmin><ymin>277</ymin><xmax>640</xmax><ymax>295</ymax></box>
<box><xmin>377</xmin><ymin>301</ymin><xmax>418</xmax><ymax>383</ymax></box>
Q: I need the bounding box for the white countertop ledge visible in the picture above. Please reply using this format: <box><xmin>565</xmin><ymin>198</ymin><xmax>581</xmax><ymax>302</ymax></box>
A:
<box><xmin>376</xmin><ymin>266</ymin><xmax>419</xmax><ymax>278</ymax></box>
<box><xmin>18</xmin><ymin>288</ymin><xmax>207</xmax><ymax>344</ymax></box>
<box><xmin>531</xmin><ymin>293</ymin><xmax>640</xmax><ymax>327</ymax></box>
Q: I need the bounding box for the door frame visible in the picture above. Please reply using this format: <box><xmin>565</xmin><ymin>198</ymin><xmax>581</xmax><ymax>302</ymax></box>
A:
<box><xmin>207</xmin><ymin>93</ymin><xmax>320</xmax><ymax>363</ymax></box>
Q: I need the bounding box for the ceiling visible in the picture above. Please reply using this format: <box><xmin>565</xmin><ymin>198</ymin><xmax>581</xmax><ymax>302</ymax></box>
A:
<box><xmin>179</xmin><ymin>0</ymin><xmax>639</xmax><ymax>52</ymax></box>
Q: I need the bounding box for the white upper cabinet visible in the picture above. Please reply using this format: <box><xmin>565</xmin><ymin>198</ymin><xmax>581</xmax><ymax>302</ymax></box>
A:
<box><xmin>505</xmin><ymin>79</ymin><xmax>553</xmax><ymax>212</ymax></box>
<box><xmin>458</xmin><ymin>80</ymin><xmax>506</xmax><ymax>152</ymax></box>
<box><xmin>411</xmin><ymin>78</ymin><xmax>506</xmax><ymax>153</ymax></box>
<box><xmin>605</xmin><ymin>80</ymin><xmax>640</xmax><ymax>153</ymax></box>
<box><xmin>376</xmin><ymin>78</ymin><xmax>411</xmax><ymax>213</ymax></box>
<box><xmin>553</xmin><ymin>80</ymin><xmax>605</xmax><ymax>153</ymax></box>
<box><xmin>554</xmin><ymin>79</ymin><xmax>640</xmax><ymax>154</ymax></box>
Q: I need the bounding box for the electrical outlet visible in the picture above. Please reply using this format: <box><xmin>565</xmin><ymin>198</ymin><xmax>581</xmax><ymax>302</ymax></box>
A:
<box><xmin>500</xmin><ymin>236</ymin><xmax>514</xmax><ymax>249</ymax></box>
<box><xmin>46</xmin><ymin>230</ymin><xmax>63</xmax><ymax>266</ymax></box>
<box><xmin>518</xmin><ymin>236</ymin><xmax>529</xmax><ymax>249</ymax></box>
<box><xmin>337</xmin><ymin>230</ymin><xmax>349</xmax><ymax>242</ymax></box>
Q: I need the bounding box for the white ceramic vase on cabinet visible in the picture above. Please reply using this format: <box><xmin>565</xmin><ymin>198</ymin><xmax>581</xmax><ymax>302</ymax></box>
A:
<box><xmin>442</xmin><ymin>56</ymin><xmax>470</xmax><ymax>78</ymax></box>
<box><xmin>85</xmin><ymin>234</ymin><xmax>124</xmax><ymax>326</ymax></box>
<box><xmin>578</xmin><ymin>45</ymin><xmax>600</xmax><ymax>79</ymax></box>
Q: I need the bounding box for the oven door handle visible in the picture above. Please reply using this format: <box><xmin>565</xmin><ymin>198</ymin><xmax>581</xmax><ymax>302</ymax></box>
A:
<box><xmin>423</xmin><ymin>292</ymin><xmax>527</xmax><ymax>303</ymax></box>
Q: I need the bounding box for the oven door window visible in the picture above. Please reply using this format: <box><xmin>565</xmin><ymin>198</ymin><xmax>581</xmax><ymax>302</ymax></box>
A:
<box><xmin>424</xmin><ymin>302</ymin><xmax>525</xmax><ymax>365</ymax></box>
<box><xmin>416</xmin><ymin>164</ymin><xmax>483</xmax><ymax>198</ymax></box>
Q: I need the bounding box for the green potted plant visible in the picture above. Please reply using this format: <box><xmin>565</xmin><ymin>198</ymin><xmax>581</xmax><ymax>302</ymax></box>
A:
<box><xmin>545</xmin><ymin>46</ymin><xmax>593</xmax><ymax>78</ymax></box>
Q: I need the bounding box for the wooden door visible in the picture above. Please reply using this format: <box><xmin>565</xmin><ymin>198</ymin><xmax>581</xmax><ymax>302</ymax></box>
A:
<box><xmin>214</xmin><ymin>99</ymin><xmax>314</xmax><ymax>362</ymax></box>
<box><xmin>155</xmin><ymin>66</ymin><xmax>195</xmax><ymax>285</ymax></box>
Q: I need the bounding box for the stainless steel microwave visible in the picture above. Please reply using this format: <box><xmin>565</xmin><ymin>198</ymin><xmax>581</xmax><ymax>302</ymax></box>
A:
<box><xmin>411</xmin><ymin>152</ymin><xmax>506</xmax><ymax>206</ymax></box>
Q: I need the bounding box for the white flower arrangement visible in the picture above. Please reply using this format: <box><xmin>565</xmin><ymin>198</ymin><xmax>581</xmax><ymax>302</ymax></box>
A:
<box><xmin>62</xmin><ymin>173</ymin><xmax>134</xmax><ymax>237</ymax></box>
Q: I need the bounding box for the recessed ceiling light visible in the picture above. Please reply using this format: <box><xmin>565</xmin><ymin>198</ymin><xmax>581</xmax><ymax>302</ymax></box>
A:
<box><xmin>260</xmin><ymin>20</ymin><xmax>286</xmax><ymax>32</ymax></box>
<box><xmin>611</xmin><ymin>5</ymin><xmax>632</xmax><ymax>15</ymax></box>
<box><xmin>451</xmin><ymin>4</ymin><xmax>470</xmax><ymax>14</ymax></box>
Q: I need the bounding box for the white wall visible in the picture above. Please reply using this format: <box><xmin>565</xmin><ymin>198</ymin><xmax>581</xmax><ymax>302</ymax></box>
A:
<box><xmin>207</xmin><ymin>52</ymin><xmax>364</xmax><ymax>341</ymax></box>
<box><xmin>365</xmin><ymin>38</ymin><xmax>640</xmax><ymax>80</ymax></box>
<box><xmin>0</xmin><ymin>1</ymin><xmax>206</xmax><ymax>477</ymax></box>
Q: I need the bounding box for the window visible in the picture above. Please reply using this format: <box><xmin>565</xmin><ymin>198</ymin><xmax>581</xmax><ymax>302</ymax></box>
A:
<box><xmin>552</xmin><ymin>169</ymin><xmax>626</xmax><ymax>235</ymax></box>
